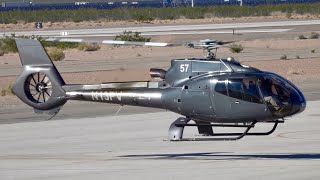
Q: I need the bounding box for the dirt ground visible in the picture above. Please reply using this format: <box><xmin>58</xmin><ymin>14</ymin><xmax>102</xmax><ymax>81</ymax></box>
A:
<box><xmin>1</xmin><ymin>12</ymin><xmax>320</xmax><ymax>31</ymax></box>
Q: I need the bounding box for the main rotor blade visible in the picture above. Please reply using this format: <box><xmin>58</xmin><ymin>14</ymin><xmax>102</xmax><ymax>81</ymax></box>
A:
<box><xmin>45</xmin><ymin>38</ymin><xmax>174</xmax><ymax>47</ymax></box>
<box><xmin>45</xmin><ymin>38</ymin><xmax>234</xmax><ymax>49</ymax></box>
<box><xmin>216</xmin><ymin>41</ymin><xmax>235</xmax><ymax>45</ymax></box>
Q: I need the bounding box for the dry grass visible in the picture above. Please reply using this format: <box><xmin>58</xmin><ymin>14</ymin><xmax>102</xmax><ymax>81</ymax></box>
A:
<box><xmin>47</xmin><ymin>48</ymin><xmax>65</xmax><ymax>61</ymax></box>
<box><xmin>297</xmin><ymin>34</ymin><xmax>307</xmax><ymax>39</ymax></box>
<box><xmin>310</xmin><ymin>32</ymin><xmax>319</xmax><ymax>39</ymax></box>
<box><xmin>78</xmin><ymin>43</ymin><xmax>101</xmax><ymax>51</ymax></box>
<box><xmin>2</xmin><ymin>3</ymin><xmax>320</xmax><ymax>24</ymax></box>
<box><xmin>0</xmin><ymin>84</ymin><xmax>14</xmax><ymax>96</ymax></box>
<box><xmin>0</xmin><ymin>48</ymin><xmax>4</xmax><ymax>56</ymax></box>
<box><xmin>229</xmin><ymin>44</ymin><xmax>244</xmax><ymax>53</ymax></box>
<box><xmin>280</xmin><ymin>54</ymin><xmax>287</xmax><ymax>60</ymax></box>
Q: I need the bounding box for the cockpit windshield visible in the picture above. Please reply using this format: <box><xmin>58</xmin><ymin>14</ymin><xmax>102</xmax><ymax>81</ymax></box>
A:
<box><xmin>258</xmin><ymin>74</ymin><xmax>304</xmax><ymax>118</ymax></box>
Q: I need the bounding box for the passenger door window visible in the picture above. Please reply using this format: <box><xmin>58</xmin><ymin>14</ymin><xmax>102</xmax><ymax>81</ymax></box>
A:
<box><xmin>227</xmin><ymin>79</ymin><xmax>262</xmax><ymax>104</ymax></box>
<box><xmin>214</xmin><ymin>80</ymin><xmax>228</xmax><ymax>96</ymax></box>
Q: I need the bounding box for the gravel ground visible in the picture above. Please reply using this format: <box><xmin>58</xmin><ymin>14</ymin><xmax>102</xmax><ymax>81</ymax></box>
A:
<box><xmin>1</xmin><ymin>13</ymin><xmax>319</xmax><ymax>31</ymax></box>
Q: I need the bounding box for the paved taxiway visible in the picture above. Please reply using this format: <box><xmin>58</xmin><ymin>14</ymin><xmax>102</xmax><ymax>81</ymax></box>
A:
<box><xmin>3</xmin><ymin>20</ymin><xmax>320</xmax><ymax>37</ymax></box>
<box><xmin>0</xmin><ymin>100</ymin><xmax>320</xmax><ymax>179</ymax></box>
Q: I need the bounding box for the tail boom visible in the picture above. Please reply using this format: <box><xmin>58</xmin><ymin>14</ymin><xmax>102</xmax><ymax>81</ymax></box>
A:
<box><xmin>65</xmin><ymin>89</ymin><xmax>164</xmax><ymax>108</ymax></box>
<box><xmin>62</xmin><ymin>81</ymin><xmax>167</xmax><ymax>108</ymax></box>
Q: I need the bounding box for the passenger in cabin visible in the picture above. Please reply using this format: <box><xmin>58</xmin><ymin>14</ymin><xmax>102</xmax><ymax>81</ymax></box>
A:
<box><xmin>259</xmin><ymin>78</ymin><xmax>281</xmax><ymax>111</ymax></box>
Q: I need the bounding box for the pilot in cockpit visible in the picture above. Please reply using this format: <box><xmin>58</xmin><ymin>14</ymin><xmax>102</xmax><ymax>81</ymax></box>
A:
<box><xmin>259</xmin><ymin>78</ymin><xmax>282</xmax><ymax>111</ymax></box>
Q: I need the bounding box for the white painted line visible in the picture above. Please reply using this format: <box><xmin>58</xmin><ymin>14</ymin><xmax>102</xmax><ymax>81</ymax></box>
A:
<box><xmin>46</xmin><ymin>38</ymin><xmax>83</xmax><ymax>42</ymax></box>
<box><xmin>102</xmin><ymin>40</ymin><xmax>126</xmax><ymax>44</ymax></box>
<box><xmin>48</xmin><ymin>28</ymin><xmax>291</xmax><ymax>38</ymax></box>
<box><xmin>144</xmin><ymin>42</ymin><xmax>170</xmax><ymax>46</ymax></box>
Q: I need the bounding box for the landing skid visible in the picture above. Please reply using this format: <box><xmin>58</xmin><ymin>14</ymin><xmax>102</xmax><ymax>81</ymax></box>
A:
<box><xmin>168</xmin><ymin>117</ymin><xmax>283</xmax><ymax>141</ymax></box>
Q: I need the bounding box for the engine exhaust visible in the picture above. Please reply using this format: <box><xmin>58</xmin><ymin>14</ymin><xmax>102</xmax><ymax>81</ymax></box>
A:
<box><xmin>150</xmin><ymin>68</ymin><xmax>166</xmax><ymax>79</ymax></box>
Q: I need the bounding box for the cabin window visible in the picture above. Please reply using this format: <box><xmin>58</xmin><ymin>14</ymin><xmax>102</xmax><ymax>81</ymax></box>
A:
<box><xmin>227</xmin><ymin>79</ymin><xmax>263</xmax><ymax>104</ymax></box>
<box><xmin>227</xmin><ymin>79</ymin><xmax>245</xmax><ymax>100</ymax></box>
<box><xmin>192</xmin><ymin>61</ymin><xmax>220</xmax><ymax>72</ymax></box>
<box><xmin>215</xmin><ymin>80</ymin><xmax>228</xmax><ymax>96</ymax></box>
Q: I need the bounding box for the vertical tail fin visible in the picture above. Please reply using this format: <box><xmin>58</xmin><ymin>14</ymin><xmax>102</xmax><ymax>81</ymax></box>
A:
<box><xmin>13</xmin><ymin>39</ymin><xmax>67</xmax><ymax>114</ymax></box>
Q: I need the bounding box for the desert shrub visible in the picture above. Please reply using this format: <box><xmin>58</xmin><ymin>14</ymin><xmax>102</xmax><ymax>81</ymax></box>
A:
<box><xmin>1</xmin><ymin>4</ymin><xmax>320</xmax><ymax>23</ymax></box>
<box><xmin>0</xmin><ymin>35</ymin><xmax>79</xmax><ymax>56</ymax></box>
<box><xmin>41</xmin><ymin>40</ymin><xmax>79</xmax><ymax>49</ymax></box>
<box><xmin>0</xmin><ymin>84</ymin><xmax>14</xmax><ymax>96</ymax></box>
<box><xmin>297</xmin><ymin>34</ymin><xmax>306</xmax><ymax>39</ymax></box>
<box><xmin>286</xmin><ymin>13</ymin><xmax>292</xmax><ymax>18</ymax></box>
<box><xmin>0</xmin><ymin>48</ymin><xmax>4</xmax><ymax>56</ymax></box>
<box><xmin>5</xmin><ymin>84</ymin><xmax>14</xmax><ymax>95</ymax></box>
<box><xmin>296</xmin><ymin>55</ymin><xmax>300</xmax><ymax>59</ymax></box>
<box><xmin>133</xmin><ymin>14</ymin><xmax>154</xmax><ymax>22</ymax></box>
<box><xmin>310</xmin><ymin>32</ymin><xmax>319</xmax><ymax>39</ymax></box>
<box><xmin>280</xmin><ymin>54</ymin><xmax>287</xmax><ymax>60</ymax></box>
<box><xmin>0</xmin><ymin>41</ymin><xmax>4</xmax><ymax>56</ymax></box>
<box><xmin>47</xmin><ymin>48</ymin><xmax>65</xmax><ymax>61</ymax></box>
<box><xmin>0</xmin><ymin>90</ymin><xmax>5</xmax><ymax>96</ymax></box>
<box><xmin>78</xmin><ymin>43</ymin><xmax>101</xmax><ymax>51</ymax></box>
<box><xmin>311</xmin><ymin>49</ymin><xmax>316</xmax><ymax>53</ymax></box>
<box><xmin>229</xmin><ymin>44</ymin><xmax>244</xmax><ymax>53</ymax></box>
<box><xmin>115</xmin><ymin>31</ymin><xmax>151</xmax><ymax>42</ymax></box>
<box><xmin>0</xmin><ymin>35</ymin><xmax>18</xmax><ymax>53</ymax></box>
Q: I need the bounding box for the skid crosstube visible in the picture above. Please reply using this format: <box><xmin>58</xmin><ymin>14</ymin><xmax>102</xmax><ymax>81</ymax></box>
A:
<box><xmin>168</xmin><ymin>117</ymin><xmax>283</xmax><ymax>141</ymax></box>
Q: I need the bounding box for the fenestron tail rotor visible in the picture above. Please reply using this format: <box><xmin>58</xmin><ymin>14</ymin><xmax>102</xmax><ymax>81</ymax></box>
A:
<box><xmin>25</xmin><ymin>72</ymin><xmax>52</xmax><ymax>104</ymax></box>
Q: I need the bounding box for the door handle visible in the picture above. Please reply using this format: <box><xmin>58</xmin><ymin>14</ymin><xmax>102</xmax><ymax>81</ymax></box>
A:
<box><xmin>235</xmin><ymin>100</ymin><xmax>240</xmax><ymax>104</ymax></box>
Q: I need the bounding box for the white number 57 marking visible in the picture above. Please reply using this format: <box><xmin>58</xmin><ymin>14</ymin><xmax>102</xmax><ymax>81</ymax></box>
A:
<box><xmin>180</xmin><ymin>64</ymin><xmax>189</xmax><ymax>72</ymax></box>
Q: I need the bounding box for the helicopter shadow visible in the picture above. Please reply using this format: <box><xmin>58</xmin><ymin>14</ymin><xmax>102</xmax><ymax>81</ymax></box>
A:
<box><xmin>119</xmin><ymin>152</ymin><xmax>320</xmax><ymax>161</ymax></box>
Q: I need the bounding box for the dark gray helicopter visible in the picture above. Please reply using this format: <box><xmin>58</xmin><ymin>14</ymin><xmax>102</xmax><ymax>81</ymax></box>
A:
<box><xmin>12</xmin><ymin>38</ymin><xmax>306</xmax><ymax>141</ymax></box>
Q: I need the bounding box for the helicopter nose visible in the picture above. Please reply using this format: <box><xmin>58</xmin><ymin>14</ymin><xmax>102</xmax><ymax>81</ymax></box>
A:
<box><xmin>290</xmin><ymin>88</ymin><xmax>306</xmax><ymax>115</ymax></box>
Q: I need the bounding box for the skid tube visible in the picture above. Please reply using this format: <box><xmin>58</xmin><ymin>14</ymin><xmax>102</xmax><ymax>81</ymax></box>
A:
<box><xmin>194</xmin><ymin>120</ymin><xmax>284</xmax><ymax>137</ymax></box>
<box><xmin>168</xmin><ymin>118</ymin><xmax>283</xmax><ymax>141</ymax></box>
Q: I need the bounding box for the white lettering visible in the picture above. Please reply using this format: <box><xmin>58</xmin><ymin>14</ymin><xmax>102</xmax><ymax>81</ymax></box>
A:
<box><xmin>91</xmin><ymin>91</ymin><xmax>123</xmax><ymax>102</ymax></box>
<box><xmin>92</xmin><ymin>91</ymin><xmax>99</xmax><ymax>101</ymax></box>
<box><xmin>104</xmin><ymin>93</ymin><xmax>109</xmax><ymax>101</ymax></box>
<box><xmin>180</xmin><ymin>64</ymin><xmax>189</xmax><ymax>72</ymax></box>
<box><xmin>109</xmin><ymin>94</ymin><xmax>114</xmax><ymax>101</ymax></box>
<box><xmin>117</xmin><ymin>94</ymin><xmax>122</xmax><ymax>101</ymax></box>
<box><xmin>100</xmin><ymin>92</ymin><xmax>103</xmax><ymax>101</ymax></box>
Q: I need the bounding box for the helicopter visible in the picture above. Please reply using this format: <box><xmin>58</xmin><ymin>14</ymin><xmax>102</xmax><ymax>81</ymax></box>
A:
<box><xmin>12</xmin><ymin>38</ymin><xmax>306</xmax><ymax>141</ymax></box>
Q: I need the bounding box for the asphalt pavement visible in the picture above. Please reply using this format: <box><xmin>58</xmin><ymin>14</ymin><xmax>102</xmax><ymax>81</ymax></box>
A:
<box><xmin>0</xmin><ymin>100</ymin><xmax>319</xmax><ymax>180</ymax></box>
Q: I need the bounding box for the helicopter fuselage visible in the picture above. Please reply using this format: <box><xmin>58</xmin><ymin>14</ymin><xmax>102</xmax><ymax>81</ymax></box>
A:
<box><xmin>63</xmin><ymin>58</ymin><xmax>306</xmax><ymax>123</ymax></box>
